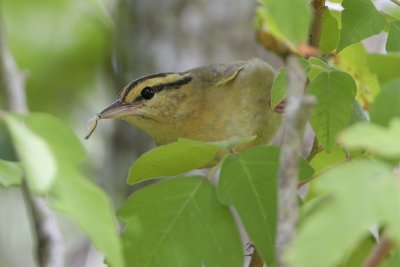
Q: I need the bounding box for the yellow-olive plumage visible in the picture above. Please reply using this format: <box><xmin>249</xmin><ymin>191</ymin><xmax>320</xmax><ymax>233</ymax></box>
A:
<box><xmin>88</xmin><ymin>58</ymin><xmax>281</xmax><ymax>149</ymax></box>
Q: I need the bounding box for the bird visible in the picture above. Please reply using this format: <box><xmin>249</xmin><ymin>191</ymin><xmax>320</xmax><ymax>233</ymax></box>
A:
<box><xmin>86</xmin><ymin>58</ymin><xmax>282</xmax><ymax>150</ymax></box>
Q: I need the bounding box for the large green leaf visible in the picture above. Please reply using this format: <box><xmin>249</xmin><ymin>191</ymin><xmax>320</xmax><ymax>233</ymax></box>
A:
<box><xmin>259</xmin><ymin>0</ymin><xmax>312</xmax><ymax>44</ymax></box>
<box><xmin>128</xmin><ymin>139</ymin><xmax>220</xmax><ymax>184</ymax></box>
<box><xmin>51</xmin><ymin>165</ymin><xmax>125</xmax><ymax>267</ymax></box>
<box><xmin>337</xmin><ymin>43</ymin><xmax>380</xmax><ymax>108</ymax></box>
<box><xmin>386</xmin><ymin>21</ymin><xmax>400</xmax><ymax>53</ymax></box>
<box><xmin>369</xmin><ymin>79</ymin><xmax>400</xmax><ymax>127</ymax></box>
<box><xmin>320</xmin><ymin>7</ymin><xmax>340</xmax><ymax>52</ymax></box>
<box><xmin>287</xmin><ymin>160</ymin><xmax>400</xmax><ymax>267</ymax></box>
<box><xmin>338</xmin><ymin>119</ymin><xmax>400</xmax><ymax>159</ymax></box>
<box><xmin>4</xmin><ymin>114</ymin><xmax>57</xmax><ymax>193</ymax></box>
<box><xmin>0</xmin><ymin>159</ymin><xmax>23</xmax><ymax>187</ymax></box>
<box><xmin>307</xmin><ymin>71</ymin><xmax>357</xmax><ymax>152</ymax></box>
<box><xmin>217</xmin><ymin>146</ymin><xmax>314</xmax><ymax>264</ymax></box>
<box><xmin>4</xmin><ymin>113</ymin><xmax>124</xmax><ymax>267</ymax></box>
<box><xmin>271</xmin><ymin>68</ymin><xmax>287</xmax><ymax>110</ymax></box>
<box><xmin>118</xmin><ymin>176</ymin><xmax>243</xmax><ymax>267</ymax></box>
<box><xmin>367</xmin><ymin>53</ymin><xmax>400</xmax><ymax>84</ymax></box>
<box><xmin>337</xmin><ymin>0</ymin><xmax>386</xmax><ymax>52</ymax></box>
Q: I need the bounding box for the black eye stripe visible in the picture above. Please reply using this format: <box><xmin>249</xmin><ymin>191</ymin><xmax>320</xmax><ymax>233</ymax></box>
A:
<box><xmin>133</xmin><ymin>76</ymin><xmax>193</xmax><ymax>102</ymax></box>
<box><xmin>121</xmin><ymin>72</ymin><xmax>173</xmax><ymax>101</ymax></box>
<box><xmin>152</xmin><ymin>76</ymin><xmax>193</xmax><ymax>92</ymax></box>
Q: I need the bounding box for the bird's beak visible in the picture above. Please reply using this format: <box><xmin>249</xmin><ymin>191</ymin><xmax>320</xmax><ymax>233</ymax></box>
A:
<box><xmin>98</xmin><ymin>99</ymin><xmax>141</xmax><ymax>119</ymax></box>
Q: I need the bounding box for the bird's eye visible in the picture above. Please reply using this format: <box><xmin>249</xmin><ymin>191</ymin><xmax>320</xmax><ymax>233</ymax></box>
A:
<box><xmin>141</xmin><ymin>87</ymin><xmax>155</xmax><ymax>100</ymax></box>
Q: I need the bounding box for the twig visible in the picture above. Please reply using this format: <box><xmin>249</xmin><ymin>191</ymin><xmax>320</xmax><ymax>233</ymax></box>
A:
<box><xmin>275</xmin><ymin>57</ymin><xmax>315</xmax><ymax>267</ymax></box>
<box><xmin>305</xmin><ymin>0</ymin><xmax>326</xmax><ymax>160</ymax></box>
<box><xmin>0</xmin><ymin>22</ymin><xmax>64</xmax><ymax>267</ymax></box>
<box><xmin>308</xmin><ymin>0</ymin><xmax>326</xmax><ymax>49</ymax></box>
<box><xmin>21</xmin><ymin>182</ymin><xmax>64</xmax><ymax>267</ymax></box>
<box><xmin>363</xmin><ymin>237</ymin><xmax>394</xmax><ymax>267</ymax></box>
<box><xmin>390</xmin><ymin>0</ymin><xmax>400</xmax><ymax>7</ymax></box>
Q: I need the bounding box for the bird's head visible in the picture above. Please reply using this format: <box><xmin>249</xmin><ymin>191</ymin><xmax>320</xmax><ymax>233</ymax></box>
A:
<box><xmin>87</xmin><ymin>72</ymin><xmax>195</xmax><ymax>144</ymax></box>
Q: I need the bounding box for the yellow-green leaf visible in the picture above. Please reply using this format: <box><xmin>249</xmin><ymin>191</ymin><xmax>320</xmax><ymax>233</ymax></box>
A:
<box><xmin>128</xmin><ymin>139</ymin><xmax>220</xmax><ymax>184</ymax></box>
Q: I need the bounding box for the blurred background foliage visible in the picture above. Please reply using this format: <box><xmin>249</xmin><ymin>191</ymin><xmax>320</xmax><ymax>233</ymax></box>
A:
<box><xmin>0</xmin><ymin>0</ymin><xmax>277</xmax><ymax>266</ymax></box>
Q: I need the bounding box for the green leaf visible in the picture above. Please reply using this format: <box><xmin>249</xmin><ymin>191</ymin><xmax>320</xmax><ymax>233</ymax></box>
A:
<box><xmin>260</xmin><ymin>0</ymin><xmax>312</xmax><ymax>44</ymax></box>
<box><xmin>320</xmin><ymin>8</ymin><xmax>340</xmax><ymax>52</ymax></box>
<box><xmin>118</xmin><ymin>176</ymin><xmax>243</xmax><ymax>267</ymax></box>
<box><xmin>337</xmin><ymin>0</ymin><xmax>386</xmax><ymax>52</ymax></box>
<box><xmin>367</xmin><ymin>53</ymin><xmax>400</xmax><ymax>84</ymax></box>
<box><xmin>338</xmin><ymin>119</ymin><xmax>400</xmax><ymax>159</ymax></box>
<box><xmin>210</xmin><ymin>135</ymin><xmax>257</xmax><ymax>150</ymax></box>
<box><xmin>308</xmin><ymin>71</ymin><xmax>357</xmax><ymax>152</ymax></box>
<box><xmin>287</xmin><ymin>160</ymin><xmax>400</xmax><ymax>267</ymax></box>
<box><xmin>271</xmin><ymin>68</ymin><xmax>287</xmax><ymax>110</ymax></box>
<box><xmin>217</xmin><ymin>146</ymin><xmax>314</xmax><ymax>264</ymax></box>
<box><xmin>4</xmin><ymin>114</ymin><xmax>58</xmax><ymax>193</ymax></box>
<box><xmin>0</xmin><ymin>159</ymin><xmax>23</xmax><ymax>187</ymax></box>
<box><xmin>337</xmin><ymin>43</ymin><xmax>380</xmax><ymax>108</ymax></box>
<box><xmin>331</xmin><ymin>10</ymin><xmax>342</xmax><ymax>29</ymax></box>
<box><xmin>128</xmin><ymin>139</ymin><xmax>220</xmax><ymax>184</ymax></box>
<box><xmin>51</xmin><ymin>166</ymin><xmax>125</xmax><ymax>267</ymax></box>
<box><xmin>386</xmin><ymin>21</ymin><xmax>400</xmax><ymax>52</ymax></box>
<box><xmin>369</xmin><ymin>79</ymin><xmax>400</xmax><ymax>127</ymax></box>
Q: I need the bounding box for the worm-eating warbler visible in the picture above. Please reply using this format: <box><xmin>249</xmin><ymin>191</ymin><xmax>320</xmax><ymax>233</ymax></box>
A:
<box><xmin>86</xmin><ymin>58</ymin><xmax>282</xmax><ymax>149</ymax></box>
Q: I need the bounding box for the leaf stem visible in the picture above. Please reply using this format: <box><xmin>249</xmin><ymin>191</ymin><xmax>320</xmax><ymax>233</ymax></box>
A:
<box><xmin>0</xmin><ymin>21</ymin><xmax>64</xmax><ymax>267</ymax></box>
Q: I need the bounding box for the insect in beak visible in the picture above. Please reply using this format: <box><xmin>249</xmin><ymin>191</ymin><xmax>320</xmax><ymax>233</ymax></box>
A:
<box><xmin>85</xmin><ymin>99</ymin><xmax>142</xmax><ymax>139</ymax></box>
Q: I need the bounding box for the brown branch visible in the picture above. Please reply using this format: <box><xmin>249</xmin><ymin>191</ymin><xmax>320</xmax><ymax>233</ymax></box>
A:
<box><xmin>305</xmin><ymin>0</ymin><xmax>326</xmax><ymax>160</ymax></box>
<box><xmin>308</xmin><ymin>0</ymin><xmax>326</xmax><ymax>49</ymax></box>
<box><xmin>249</xmin><ymin>248</ymin><xmax>264</xmax><ymax>267</ymax></box>
<box><xmin>363</xmin><ymin>237</ymin><xmax>394</xmax><ymax>267</ymax></box>
<box><xmin>0</xmin><ymin>23</ymin><xmax>64</xmax><ymax>267</ymax></box>
<box><xmin>275</xmin><ymin>56</ymin><xmax>315</xmax><ymax>267</ymax></box>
